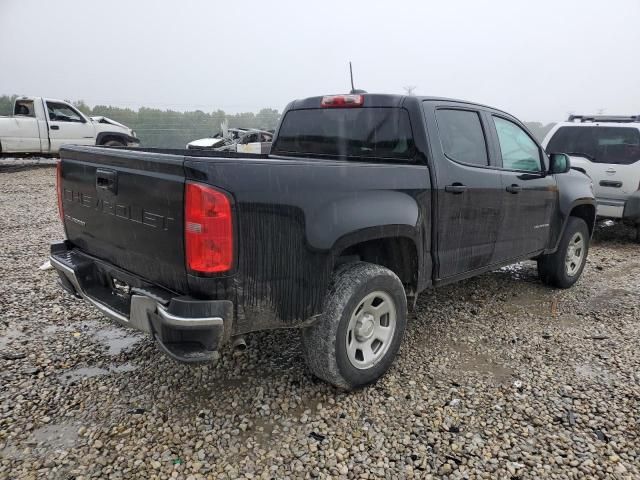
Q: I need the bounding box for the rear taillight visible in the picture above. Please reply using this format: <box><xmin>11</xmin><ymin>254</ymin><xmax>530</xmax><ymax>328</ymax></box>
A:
<box><xmin>321</xmin><ymin>94</ymin><xmax>364</xmax><ymax>108</ymax></box>
<box><xmin>185</xmin><ymin>182</ymin><xmax>233</xmax><ymax>274</ymax></box>
<box><xmin>56</xmin><ymin>160</ymin><xmax>63</xmax><ymax>221</ymax></box>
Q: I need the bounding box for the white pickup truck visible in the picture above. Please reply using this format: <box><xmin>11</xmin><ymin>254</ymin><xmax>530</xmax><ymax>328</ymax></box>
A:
<box><xmin>0</xmin><ymin>96</ymin><xmax>139</xmax><ymax>155</ymax></box>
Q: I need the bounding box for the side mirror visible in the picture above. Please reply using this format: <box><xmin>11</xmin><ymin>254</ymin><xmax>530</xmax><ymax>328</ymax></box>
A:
<box><xmin>548</xmin><ymin>153</ymin><xmax>571</xmax><ymax>174</ymax></box>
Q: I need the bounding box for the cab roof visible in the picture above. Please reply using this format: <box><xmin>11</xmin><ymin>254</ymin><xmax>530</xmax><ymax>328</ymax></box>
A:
<box><xmin>287</xmin><ymin>93</ymin><xmax>512</xmax><ymax>117</ymax></box>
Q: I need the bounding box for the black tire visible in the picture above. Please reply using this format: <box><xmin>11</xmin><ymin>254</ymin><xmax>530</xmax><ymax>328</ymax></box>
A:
<box><xmin>103</xmin><ymin>140</ymin><xmax>125</xmax><ymax>147</ymax></box>
<box><xmin>538</xmin><ymin>217</ymin><xmax>590</xmax><ymax>288</ymax></box>
<box><xmin>301</xmin><ymin>262</ymin><xmax>407</xmax><ymax>390</ymax></box>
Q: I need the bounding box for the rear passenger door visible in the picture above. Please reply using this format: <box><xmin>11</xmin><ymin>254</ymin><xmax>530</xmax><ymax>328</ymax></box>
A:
<box><xmin>423</xmin><ymin>101</ymin><xmax>503</xmax><ymax>279</ymax></box>
<box><xmin>486</xmin><ymin>114</ymin><xmax>558</xmax><ymax>260</ymax></box>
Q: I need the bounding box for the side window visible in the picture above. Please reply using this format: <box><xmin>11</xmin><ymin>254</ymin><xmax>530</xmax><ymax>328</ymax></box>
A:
<box><xmin>493</xmin><ymin>117</ymin><xmax>541</xmax><ymax>171</ymax></box>
<box><xmin>14</xmin><ymin>100</ymin><xmax>35</xmax><ymax>117</ymax></box>
<box><xmin>435</xmin><ymin>109</ymin><xmax>488</xmax><ymax>166</ymax></box>
<box><xmin>46</xmin><ymin>102</ymin><xmax>84</xmax><ymax>123</ymax></box>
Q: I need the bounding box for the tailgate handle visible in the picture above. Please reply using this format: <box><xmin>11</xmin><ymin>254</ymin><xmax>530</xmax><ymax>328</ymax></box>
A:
<box><xmin>96</xmin><ymin>168</ymin><xmax>118</xmax><ymax>194</ymax></box>
<box><xmin>599</xmin><ymin>180</ymin><xmax>622</xmax><ymax>188</ymax></box>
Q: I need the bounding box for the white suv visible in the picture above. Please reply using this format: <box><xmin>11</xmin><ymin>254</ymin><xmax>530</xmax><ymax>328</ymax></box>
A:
<box><xmin>542</xmin><ymin>115</ymin><xmax>640</xmax><ymax>240</ymax></box>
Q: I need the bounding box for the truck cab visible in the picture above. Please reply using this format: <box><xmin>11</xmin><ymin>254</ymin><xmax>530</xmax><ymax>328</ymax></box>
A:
<box><xmin>0</xmin><ymin>96</ymin><xmax>139</xmax><ymax>155</ymax></box>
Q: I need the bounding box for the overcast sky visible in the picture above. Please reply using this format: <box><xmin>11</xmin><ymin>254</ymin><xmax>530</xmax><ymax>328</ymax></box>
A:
<box><xmin>1</xmin><ymin>0</ymin><xmax>639</xmax><ymax>122</ymax></box>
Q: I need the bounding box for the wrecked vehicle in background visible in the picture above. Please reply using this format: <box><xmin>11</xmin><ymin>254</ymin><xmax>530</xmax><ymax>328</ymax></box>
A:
<box><xmin>0</xmin><ymin>96</ymin><xmax>139</xmax><ymax>155</ymax></box>
<box><xmin>51</xmin><ymin>93</ymin><xmax>595</xmax><ymax>390</ymax></box>
<box><xmin>186</xmin><ymin>125</ymin><xmax>273</xmax><ymax>153</ymax></box>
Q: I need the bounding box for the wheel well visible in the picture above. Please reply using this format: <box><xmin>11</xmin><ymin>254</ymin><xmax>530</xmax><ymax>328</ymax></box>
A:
<box><xmin>99</xmin><ymin>134</ymin><xmax>125</xmax><ymax>145</ymax></box>
<box><xmin>337</xmin><ymin>237</ymin><xmax>418</xmax><ymax>294</ymax></box>
<box><xmin>570</xmin><ymin>204</ymin><xmax>596</xmax><ymax>235</ymax></box>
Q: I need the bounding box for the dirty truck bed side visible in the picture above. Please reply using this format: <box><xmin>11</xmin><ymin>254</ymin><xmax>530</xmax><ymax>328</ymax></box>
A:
<box><xmin>53</xmin><ymin>142</ymin><xmax>430</xmax><ymax>361</ymax></box>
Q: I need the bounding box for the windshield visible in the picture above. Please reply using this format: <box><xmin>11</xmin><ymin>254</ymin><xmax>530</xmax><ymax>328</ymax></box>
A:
<box><xmin>272</xmin><ymin>107</ymin><xmax>415</xmax><ymax>161</ymax></box>
<box><xmin>546</xmin><ymin>126</ymin><xmax>640</xmax><ymax>165</ymax></box>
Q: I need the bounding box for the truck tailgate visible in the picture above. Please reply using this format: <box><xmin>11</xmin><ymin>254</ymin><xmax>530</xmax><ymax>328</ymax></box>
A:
<box><xmin>59</xmin><ymin>146</ymin><xmax>187</xmax><ymax>293</ymax></box>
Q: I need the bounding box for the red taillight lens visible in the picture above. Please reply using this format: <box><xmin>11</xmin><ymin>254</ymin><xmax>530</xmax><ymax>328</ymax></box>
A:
<box><xmin>185</xmin><ymin>182</ymin><xmax>233</xmax><ymax>273</ymax></box>
<box><xmin>56</xmin><ymin>160</ymin><xmax>63</xmax><ymax>221</ymax></box>
<box><xmin>321</xmin><ymin>94</ymin><xmax>364</xmax><ymax>108</ymax></box>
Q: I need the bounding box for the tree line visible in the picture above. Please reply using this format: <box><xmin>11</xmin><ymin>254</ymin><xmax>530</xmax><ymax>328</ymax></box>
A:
<box><xmin>0</xmin><ymin>95</ymin><xmax>280</xmax><ymax>148</ymax></box>
<box><xmin>0</xmin><ymin>94</ymin><xmax>554</xmax><ymax>147</ymax></box>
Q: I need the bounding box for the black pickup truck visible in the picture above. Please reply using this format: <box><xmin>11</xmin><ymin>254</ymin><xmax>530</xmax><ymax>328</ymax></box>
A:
<box><xmin>51</xmin><ymin>93</ymin><xmax>596</xmax><ymax>389</ymax></box>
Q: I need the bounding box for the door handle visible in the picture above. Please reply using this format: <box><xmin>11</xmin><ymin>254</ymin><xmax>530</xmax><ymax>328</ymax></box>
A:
<box><xmin>506</xmin><ymin>184</ymin><xmax>522</xmax><ymax>194</ymax></box>
<box><xmin>599</xmin><ymin>180</ymin><xmax>622</xmax><ymax>188</ymax></box>
<box><xmin>96</xmin><ymin>168</ymin><xmax>118</xmax><ymax>194</ymax></box>
<box><xmin>50</xmin><ymin>125</ymin><xmax>59</xmax><ymax>130</ymax></box>
<box><xmin>445</xmin><ymin>184</ymin><xmax>467</xmax><ymax>194</ymax></box>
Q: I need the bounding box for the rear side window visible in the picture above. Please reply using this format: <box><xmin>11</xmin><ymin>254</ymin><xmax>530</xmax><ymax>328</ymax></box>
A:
<box><xmin>14</xmin><ymin>100</ymin><xmax>35</xmax><ymax>117</ymax></box>
<box><xmin>272</xmin><ymin>108</ymin><xmax>415</xmax><ymax>161</ymax></box>
<box><xmin>435</xmin><ymin>109</ymin><xmax>488</xmax><ymax>166</ymax></box>
<box><xmin>546</xmin><ymin>126</ymin><xmax>640</xmax><ymax>165</ymax></box>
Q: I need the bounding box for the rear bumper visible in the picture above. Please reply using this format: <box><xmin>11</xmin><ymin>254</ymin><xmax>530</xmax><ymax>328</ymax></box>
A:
<box><xmin>50</xmin><ymin>241</ymin><xmax>232</xmax><ymax>362</ymax></box>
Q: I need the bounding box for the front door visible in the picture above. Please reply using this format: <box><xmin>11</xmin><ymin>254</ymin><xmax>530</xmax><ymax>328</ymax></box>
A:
<box><xmin>487</xmin><ymin>114</ymin><xmax>558</xmax><ymax>261</ymax></box>
<box><xmin>423</xmin><ymin>102</ymin><xmax>503</xmax><ymax>279</ymax></box>
<box><xmin>46</xmin><ymin>101</ymin><xmax>95</xmax><ymax>152</ymax></box>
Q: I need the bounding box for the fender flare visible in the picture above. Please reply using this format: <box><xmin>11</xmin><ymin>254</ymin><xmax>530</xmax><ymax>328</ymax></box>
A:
<box><xmin>548</xmin><ymin>199</ymin><xmax>596</xmax><ymax>253</ymax></box>
<box><xmin>305</xmin><ymin>190</ymin><xmax>428</xmax><ymax>291</ymax></box>
<box><xmin>329</xmin><ymin>225</ymin><xmax>427</xmax><ymax>293</ymax></box>
<box><xmin>95</xmin><ymin>131</ymin><xmax>139</xmax><ymax>146</ymax></box>
<box><xmin>330</xmin><ymin>225</ymin><xmax>420</xmax><ymax>257</ymax></box>
<box><xmin>306</xmin><ymin>190</ymin><xmax>420</xmax><ymax>250</ymax></box>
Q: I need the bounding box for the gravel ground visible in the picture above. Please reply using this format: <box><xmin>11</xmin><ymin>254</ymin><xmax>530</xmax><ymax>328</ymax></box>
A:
<box><xmin>1</xmin><ymin>165</ymin><xmax>639</xmax><ymax>479</ymax></box>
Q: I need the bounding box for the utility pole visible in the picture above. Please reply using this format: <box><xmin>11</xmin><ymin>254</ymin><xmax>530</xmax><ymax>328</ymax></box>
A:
<box><xmin>403</xmin><ymin>85</ymin><xmax>417</xmax><ymax>96</ymax></box>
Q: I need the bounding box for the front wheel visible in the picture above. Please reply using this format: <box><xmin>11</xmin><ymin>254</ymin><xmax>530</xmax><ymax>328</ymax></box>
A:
<box><xmin>301</xmin><ymin>262</ymin><xmax>407</xmax><ymax>390</ymax></box>
<box><xmin>103</xmin><ymin>140</ymin><xmax>125</xmax><ymax>147</ymax></box>
<box><xmin>538</xmin><ymin>217</ymin><xmax>590</xmax><ymax>288</ymax></box>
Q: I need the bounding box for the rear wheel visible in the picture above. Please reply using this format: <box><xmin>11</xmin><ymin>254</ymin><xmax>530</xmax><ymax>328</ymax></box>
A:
<box><xmin>301</xmin><ymin>262</ymin><xmax>407</xmax><ymax>390</ymax></box>
<box><xmin>538</xmin><ymin>217</ymin><xmax>590</xmax><ymax>288</ymax></box>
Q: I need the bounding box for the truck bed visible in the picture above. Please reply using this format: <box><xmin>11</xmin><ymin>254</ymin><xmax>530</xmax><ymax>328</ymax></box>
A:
<box><xmin>57</xmin><ymin>144</ymin><xmax>431</xmax><ymax>334</ymax></box>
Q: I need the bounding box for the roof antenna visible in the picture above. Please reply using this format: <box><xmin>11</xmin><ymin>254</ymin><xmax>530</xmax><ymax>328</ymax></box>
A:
<box><xmin>349</xmin><ymin>61</ymin><xmax>366</xmax><ymax>94</ymax></box>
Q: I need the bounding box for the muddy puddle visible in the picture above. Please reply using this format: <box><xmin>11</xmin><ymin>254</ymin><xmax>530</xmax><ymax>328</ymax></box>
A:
<box><xmin>90</xmin><ymin>326</ymin><xmax>143</xmax><ymax>355</ymax></box>
<box><xmin>444</xmin><ymin>342</ymin><xmax>514</xmax><ymax>383</ymax></box>
<box><xmin>495</xmin><ymin>261</ymin><xmax>538</xmax><ymax>281</ymax></box>
<box><xmin>575</xmin><ymin>363</ymin><xmax>613</xmax><ymax>384</ymax></box>
<box><xmin>558</xmin><ymin>314</ymin><xmax>581</xmax><ymax>330</ymax></box>
<box><xmin>0</xmin><ymin>421</ymin><xmax>82</xmax><ymax>460</ymax></box>
<box><xmin>0</xmin><ymin>326</ymin><xmax>25</xmax><ymax>351</ymax></box>
<box><xmin>59</xmin><ymin>362</ymin><xmax>138</xmax><ymax>384</ymax></box>
<box><xmin>588</xmin><ymin>288</ymin><xmax>634</xmax><ymax>311</ymax></box>
<box><xmin>44</xmin><ymin>320</ymin><xmax>144</xmax><ymax>356</ymax></box>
